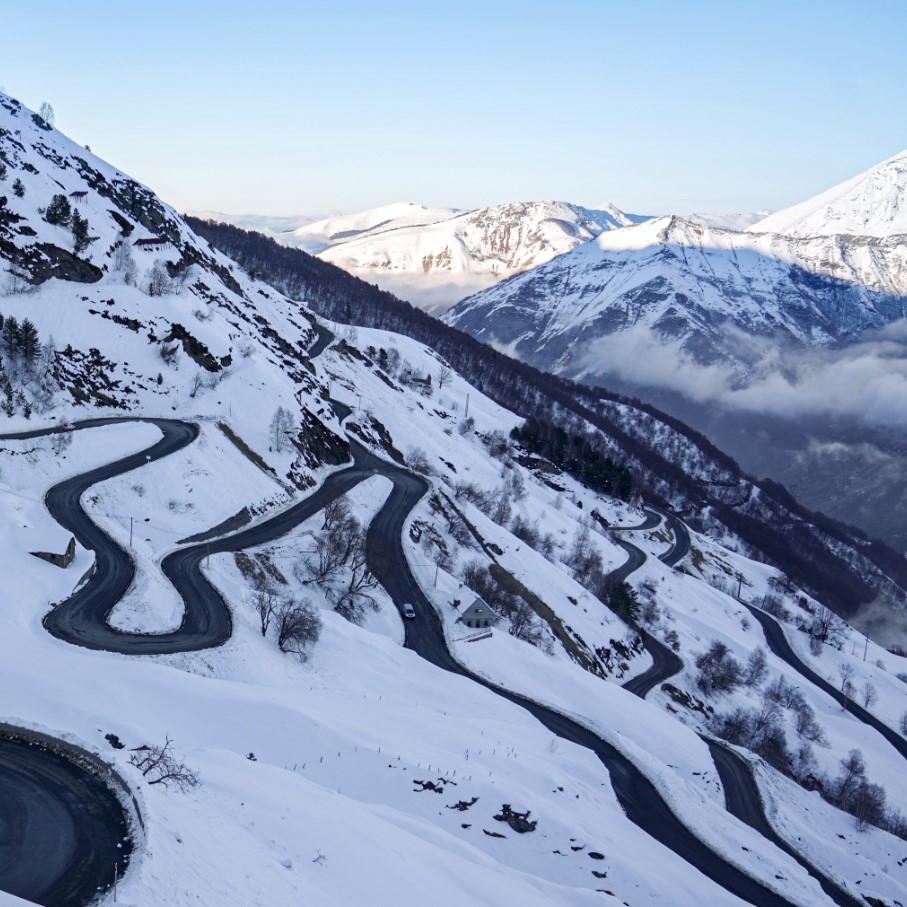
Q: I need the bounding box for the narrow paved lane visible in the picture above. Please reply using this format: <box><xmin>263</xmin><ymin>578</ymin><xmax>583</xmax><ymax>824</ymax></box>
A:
<box><xmin>0</xmin><ymin>330</ymin><xmax>828</xmax><ymax>907</ymax></box>
<box><xmin>0</xmin><ymin>726</ymin><xmax>133</xmax><ymax>907</ymax></box>
<box><xmin>744</xmin><ymin>603</ymin><xmax>907</xmax><ymax>761</ymax></box>
<box><xmin>613</xmin><ymin>509</ymin><xmax>858</xmax><ymax>907</ymax></box>
<box><xmin>358</xmin><ymin>449</ymin><xmax>801</xmax><ymax>907</ymax></box>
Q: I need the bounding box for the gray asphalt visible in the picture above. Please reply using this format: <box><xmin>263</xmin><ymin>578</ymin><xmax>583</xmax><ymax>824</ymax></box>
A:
<box><xmin>0</xmin><ymin>327</ymin><xmax>817</xmax><ymax>907</ymax></box>
<box><xmin>357</xmin><ymin>452</ymin><xmax>799</xmax><ymax>906</ymax></box>
<box><xmin>0</xmin><ymin>731</ymin><xmax>131</xmax><ymax>907</ymax></box>
<box><xmin>615</xmin><ymin>509</ymin><xmax>856</xmax><ymax>906</ymax></box>
<box><xmin>743</xmin><ymin>604</ymin><xmax>907</xmax><ymax>761</ymax></box>
<box><xmin>649</xmin><ymin>503</ymin><xmax>692</xmax><ymax>567</ymax></box>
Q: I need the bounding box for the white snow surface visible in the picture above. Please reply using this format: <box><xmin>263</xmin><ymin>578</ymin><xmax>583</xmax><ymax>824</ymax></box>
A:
<box><xmin>204</xmin><ymin>200</ymin><xmax>651</xmax><ymax>313</ymax></box>
<box><xmin>686</xmin><ymin>210</ymin><xmax>773</xmax><ymax>230</ymax></box>
<box><xmin>752</xmin><ymin>148</ymin><xmax>907</xmax><ymax>237</ymax></box>
<box><xmin>1</xmin><ymin>93</ymin><xmax>907</xmax><ymax>907</ymax></box>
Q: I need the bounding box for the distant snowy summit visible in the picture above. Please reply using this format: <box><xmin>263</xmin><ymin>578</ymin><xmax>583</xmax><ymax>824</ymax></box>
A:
<box><xmin>198</xmin><ymin>201</ymin><xmax>651</xmax><ymax>313</ymax></box>
<box><xmin>444</xmin><ymin>149</ymin><xmax>907</xmax><ymax>379</ymax></box>
<box><xmin>751</xmin><ymin>148</ymin><xmax>907</xmax><ymax>237</ymax></box>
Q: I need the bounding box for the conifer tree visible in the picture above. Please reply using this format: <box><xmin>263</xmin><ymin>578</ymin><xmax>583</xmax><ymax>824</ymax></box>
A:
<box><xmin>3</xmin><ymin>315</ymin><xmax>19</xmax><ymax>358</ymax></box>
<box><xmin>44</xmin><ymin>193</ymin><xmax>71</xmax><ymax>226</ymax></box>
<box><xmin>71</xmin><ymin>209</ymin><xmax>89</xmax><ymax>254</ymax></box>
<box><xmin>18</xmin><ymin>318</ymin><xmax>39</xmax><ymax>362</ymax></box>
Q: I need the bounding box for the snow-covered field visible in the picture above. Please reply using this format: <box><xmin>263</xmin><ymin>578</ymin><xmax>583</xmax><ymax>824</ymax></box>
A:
<box><xmin>2</xmin><ymin>92</ymin><xmax>907</xmax><ymax>907</ymax></box>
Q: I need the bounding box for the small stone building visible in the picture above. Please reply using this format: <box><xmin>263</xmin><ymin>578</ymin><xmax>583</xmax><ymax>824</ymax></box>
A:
<box><xmin>457</xmin><ymin>596</ymin><xmax>495</xmax><ymax>630</ymax></box>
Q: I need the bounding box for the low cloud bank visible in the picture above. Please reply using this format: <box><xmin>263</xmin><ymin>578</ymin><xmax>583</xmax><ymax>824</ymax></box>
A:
<box><xmin>579</xmin><ymin>320</ymin><xmax>907</xmax><ymax>428</ymax></box>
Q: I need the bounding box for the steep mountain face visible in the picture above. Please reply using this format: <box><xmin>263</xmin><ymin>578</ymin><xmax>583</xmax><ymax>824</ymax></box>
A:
<box><xmin>207</xmin><ymin>200</ymin><xmax>649</xmax><ymax>313</ymax></box>
<box><xmin>752</xmin><ymin>149</ymin><xmax>907</xmax><ymax>237</ymax></box>
<box><xmin>6</xmin><ymin>97</ymin><xmax>907</xmax><ymax>907</ymax></box>
<box><xmin>445</xmin><ymin>213</ymin><xmax>907</xmax><ymax>375</ymax></box>
<box><xmin>0</xmin><ymin>92</ymin><xmax>337</xmax><ymax>488</ymax></box>
<box><xmin>443</xmin><ymin>151</ymin><xmax>907</xmax><ymax>552</ymax></box>
<box><xmin>190</xmin><ymin>217</ymin><xmax>907</xmax><ymax>621</ymax></box>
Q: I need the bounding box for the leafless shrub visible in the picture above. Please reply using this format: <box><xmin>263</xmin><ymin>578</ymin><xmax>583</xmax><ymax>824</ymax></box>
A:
<box><xmin>404</xmin><ymin>446</ymin><xmax>432</xmax><ymax>475</ymax></box>
<box><xmin>695</xmin><ymin>640</ymin><xmax>742</xmax><ymax>694</ymax></box>
<box><xmin>252</xmin><ymin>588</ymin><xmax>279</xmax><ymax>637</ymax></box>
<box><xmin>276</xmin><ymin>598</ymin><xmax>322</xmax><ymax>660</ymax></box>
<box><xmin>861</xmin><ymin>682</ymin><xmax>877</xmax><ymax>709</ymax></box>
<box><xmin>129</xmin><ymin>735</ymin><xmax>199</xmax><ymax>790</ymax></box>
<box><xmin>742</xmin><ymin>646</ymin><xmax>769</xmax><ymax>687</ymax></box>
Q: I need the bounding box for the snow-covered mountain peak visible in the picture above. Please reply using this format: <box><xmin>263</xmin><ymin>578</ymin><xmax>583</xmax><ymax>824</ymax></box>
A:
<box><xmin>203</xmin><ymin>199</ymin><xmax>651</xmax><ymax>312</ymax></box>
<box><xmin>751</xmin><ymin>147</ymin><xmax>907</xmax><ymax>237</ymax></box>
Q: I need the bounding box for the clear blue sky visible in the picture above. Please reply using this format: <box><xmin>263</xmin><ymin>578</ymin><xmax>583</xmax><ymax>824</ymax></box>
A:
<box><xmin>3</xmin><ymin>0</ymin><xmax>904</xmax><ymax>217</ymax></box>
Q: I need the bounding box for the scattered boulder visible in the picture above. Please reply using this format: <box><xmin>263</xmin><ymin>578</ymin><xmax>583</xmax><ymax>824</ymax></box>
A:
<box><xmin>494</xmin><ymin>803</ymin><xmax>537</xmax><ymax>833</ymax></box>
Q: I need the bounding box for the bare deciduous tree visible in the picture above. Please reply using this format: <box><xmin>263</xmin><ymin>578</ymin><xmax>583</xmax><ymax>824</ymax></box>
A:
<box><xmin>269</xmin><ymin>406</ymin><xmax>295</xmax><ymax>452</ymax></box>
<box><xmin>404</xmin><ymin>446</ymin><xmax>432</xmax><ymax>475</ymax></box>
<box><xmin>253</xmin><ymin>588</ymin><xmax>279</xmax><ymax>637</ymax></box>
<box><xmin>276</xmin><ymin>598</ymin><xmax>322</xmax><ymax>659</ymax></box>
<box><xmin>147</xmin><ymin>261</ymin><xmax>173</xmax><ymax>297</ymax></box>
<box><xmin>861</xmin><ymin>681</ymin><xmax>878</xmax><ymax>710</ymax></box>
<box><xmin>129</xmin><ymin>735</ymin><xmax>199</xmax><ymax>790</ymax></box>
<box><xmin>835</xmin><ymin>748</ymin><xmax>866</xmax><ymax>805</ymax></box>
<box><xmin>742</xmin><ymin>646</ymin><xmax>769</xmax><ymax>687</ymax></box>
<box><xmin>838</xmin><ymin>663</ymin><xmax>855</xmax><ymax>707</ymax></box>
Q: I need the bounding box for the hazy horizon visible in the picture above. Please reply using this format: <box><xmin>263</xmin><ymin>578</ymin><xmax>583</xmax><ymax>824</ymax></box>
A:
<box><xmin>3</xmin><ymin>1</ymin><xmax>905</xmax><ymax>218</ymax></box>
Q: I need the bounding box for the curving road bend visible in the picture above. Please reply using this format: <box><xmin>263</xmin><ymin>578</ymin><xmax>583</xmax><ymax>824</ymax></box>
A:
<box><xmin>357</xmin><ymin>452</ymin><xmax>801</xmax><ymax>906</ymax></box>
<box><xmin>0</xmin><ymin>729</ymin><xmax>132</xmax><ymax>907</ymax></box>
<box><xmin>611</xmin><ymin>511</ymin><xmax>858</xmax><ymax>906</ymax></box>
<box><xmin>0</xmin><ymin>329</ymin><xmax>828</xmax><ymax>907</ymax></box>
<box><xmin>648</xmin><ymin>503</ymin><xmax>692</xmax><ymax>567</ymax></box>
<box><xmin>743</xmin><ymin>603</ymin><xmax>907</xmax><ymax>762</ymax></box>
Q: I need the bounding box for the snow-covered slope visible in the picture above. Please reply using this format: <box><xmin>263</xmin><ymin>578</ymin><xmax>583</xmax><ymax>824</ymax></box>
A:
<box><xmin>445</xmin><ymin>209</ymin><xmax>907</xmax><ymax>378</ymax></box>
<box><xmin>752</xmin><ymin>148</ymin><xmax>907</xmax><ymax>237</ymax></box>
<box><xmin>686</xmin><ymin>209</ymin><xmax>772</xmax><ymax>230</ymax></box>
<box><xmin>207</xmin><ymin>201</ymin><xmax>650</xmax><ymax>313</ymax></box>
<box><xmin>4</xmin><ymin>92</ymin><xmax>907</xmax><ymax>907</ymax></box>
<box><xmin>187</xmin><ymin>210</ymin><xmax>327</xmax><ymax>236</ymax></box>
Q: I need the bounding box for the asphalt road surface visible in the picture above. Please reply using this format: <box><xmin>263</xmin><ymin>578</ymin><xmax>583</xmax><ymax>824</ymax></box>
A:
<box><xmin>0</xmin><ymin>730</ymin><xmax>132</xmax><ymax>907</ymax></box>
<box><xmin>649</xmin><ymin>504</ymin><xmax>692</xmax><ymax>567</ymax></box>
<box><xmin>612</xmin><ymin>511</ymin><xmax>856</xmax><ymax>906</ymax></box>
<box><xmin>357</xmin><ymin>452</ymin><xmax>801</xmax><ymax>906</ymax></box>
<box><xmin>0</xmin><ymin>337</ymin><xmax>828</xmax><ymax>907</ymax></box>
<box><xmin>743</xmin><ymin>604</ymin><xmax>907</xmax><ymax>762</ymax></box>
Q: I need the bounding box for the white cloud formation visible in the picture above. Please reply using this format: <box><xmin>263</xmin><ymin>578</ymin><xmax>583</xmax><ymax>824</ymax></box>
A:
<box><xmin>578</xmin><ymin>320</ymin><xmax>907</xmax><ymax>428</ymax></box>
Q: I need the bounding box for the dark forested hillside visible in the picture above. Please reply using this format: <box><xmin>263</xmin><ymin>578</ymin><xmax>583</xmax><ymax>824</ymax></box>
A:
<box><xmin>187</xmin><ymin>217</ymin><xmax>907</xmax><ymax>620</ymax></box>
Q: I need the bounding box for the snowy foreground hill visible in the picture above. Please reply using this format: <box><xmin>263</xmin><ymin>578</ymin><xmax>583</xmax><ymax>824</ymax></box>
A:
<box><xmin>3</xmin><ymin>93</ymin><xmax>907</xmax><ymax>907</ymax></box>
<box><xmin>199</xmin><ymin>200</ymin><xmax>649</xmax><ymax>313</ymax></box>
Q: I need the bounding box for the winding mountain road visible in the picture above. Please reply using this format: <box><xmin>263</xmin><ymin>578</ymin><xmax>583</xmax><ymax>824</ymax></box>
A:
<box><xmin>743</xmin><ymin>603</ymin><xmax>907</xmax><ymax>762</ymax></box>
<box><xmin>0</xmin><ymin>728</ymin><xmax>132</xmax><ymax>907</ymax></box>
<box><xmin>0</xmin><ymin>327</ymin><xmax>834</xmax><ymax>907</ymax></box>
<box><xmin>612</xmin><ymin>509</ymin><xmax>859</xmax><ymax>907</ymax></box>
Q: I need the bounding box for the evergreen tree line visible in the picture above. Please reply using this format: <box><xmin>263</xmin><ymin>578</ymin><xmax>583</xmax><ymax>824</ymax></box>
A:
<box><xmin>0</xmin><ymin>313</ymin><xmax>57</xmax><ymax>418</ymax></box>
<box><xmin>510</xmin><ymin>415</ymin><xmax>632</xmax><ymax>500</ymax></box>
<box><xmin>185</xmin><ymin>217</ymin><xmax>907</xmax><ymax>620</ymax></box>
<box><xmin>43</xmin><ymin>193</ymin><xmax>90</xmax><ymax>253</ymax></box>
